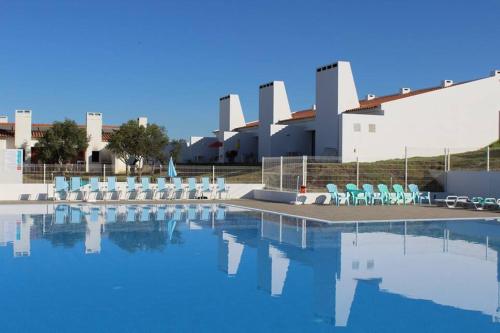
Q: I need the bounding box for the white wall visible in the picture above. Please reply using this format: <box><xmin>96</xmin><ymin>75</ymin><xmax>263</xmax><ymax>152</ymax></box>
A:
<box><xmin>315</xmin><ymin>62</ymin><xmax>359</xmax><ymax>156</ymax></box>
<box><xmin>341</xmin><ymin>74</ymin><xmax>500</xmax><ymax>162</ymax></box>
<box><xmin>0</xmin><ymin>182</ymin><xmax>264</xmax><ymax>201</ymax></box>
<box><xmin>258</xmin><ymin>81</ymin><xmax>292</xmax><ymax>160</ymax></box>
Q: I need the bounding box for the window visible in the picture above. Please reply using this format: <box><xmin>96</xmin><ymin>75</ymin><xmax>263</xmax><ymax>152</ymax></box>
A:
<box><xmin>353</xmin><ymin>123</ymin><xmax>361</xmax><ymax>132</ymax></box>
<box><xmin>369</xmin><ymin>124</ymin><xmax>376</xmax><ymax>133</ymax></box>
<box><xmin>91</xmin><ymin>151</ymin><xmax>100</xmax><ymax>163</ymax></box>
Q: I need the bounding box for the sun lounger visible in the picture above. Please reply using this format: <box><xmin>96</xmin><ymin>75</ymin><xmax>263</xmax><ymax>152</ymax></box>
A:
<box><xmin>326</xmin><ymin>184</ymin><xmax>349</xmax><ymax>206</ymax></box>
<box><xmin>408</xmin><ymin>184</ymin><xmax>431</xmax><ymax>205</ymax></box>
<box><xmin>392</xmin><ymin>184</ymin><xmax>413</xmax><ymax>205</ymax></box>
<box><xmin>377</xmin><ymin>184</ymin><xmax>397</xmax><ymax>205</ymax></box>
<box><xmin>200</xmin><ymin>177</ymin><xmax>213</xmax><ymax>199</ymax></box>
<box><xmin>362</xmin><ymin>184</ymin><xmax>383</xmax><ymax>205</ymax></box>
<box><xmin>69</xmin><ymin>177</ymin><xmax>83</xmax><ymax>201</ymax></box>
<box><xmin>171</xmin><ymin>177</ymin><xmax>185</xmax><ymax>199</ymax></box>
<box><xmin>87</xmin><ymin>177</ymin><xmax>101</xmax><ymax>201</ymax></box>
<box><xmin>140</xmin><ymin>177</ymin><xmax>153</xmax><ymax>200</ymax></box>
<box><xmin>214</xmin><ymin>178</ymin><xmax>229</xmax><ymax>199</ymax></box>
<box><xmin>53</xmin><ymin>177</ymin><xmax>68</xmax><ymax>201</ymax></box>
<box><xmin>346</xmin><ymin>183</ymin><xmax>367</xmax><ymax>205</ymax></box>
<box><xmin>105</xmin><ymin>176</ymin><xmax>121</xmax><ymax>200</ymax></box>
<box><xmin>155</xmin><ymin>178</ymin><xmax>169</xmax><ymax>200</ymax></box>
<box><xmin>126</xmin><ymin>177</ymin><xmax>138</xmax><ymax>200</ymax></box>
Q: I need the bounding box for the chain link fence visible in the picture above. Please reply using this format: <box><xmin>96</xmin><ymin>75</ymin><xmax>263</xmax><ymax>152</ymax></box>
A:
<box><xmin>263</xmin><ymin>146</ymin><xmax>499</xmax><ymax>193</ymax></box>
<box><xmin>23</xmin><ymin>163</ymin><xmax>261</xmax><ymax>184</ymax></box>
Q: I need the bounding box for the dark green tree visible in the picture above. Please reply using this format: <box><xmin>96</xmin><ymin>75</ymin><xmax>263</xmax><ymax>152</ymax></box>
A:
<box><xmin>106</xmin><ymin>120</ymin><xmax>169</xmax><ymax>176</ymax></box>
<box><xmin>34</xmin><ymin>120</ymin><xmax>89</xmax><ymax>164</ymax></box>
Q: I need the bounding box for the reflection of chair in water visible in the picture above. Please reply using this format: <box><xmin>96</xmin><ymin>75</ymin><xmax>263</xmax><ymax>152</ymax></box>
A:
<box><xmin>54</xmin><ymin>205</ymin><xmax>68</xmax><ymax>224</ymax></box>
<box><xmin>216</xmin><ymin>207</ymin><xmax>226</xmax><ymax>220</ymax></box>
<box><xmin>201</xmin><ymin>206</ymin><xmax>211</xmax><ymax>221</ymax></box>
<box><xmin>89</xmin><ymin>207</ymin><xmax>100</xmax><ymax>223</ymax></box>
<box><xmin>155</xmin><ymin>206</ymin><xmax>166</xmax><ymax>221</ymax></box>
<box><xmin>106</xmin><ymin>207</ymin><xmax>117</xmax><ymax>224</ymax></box>
<box><xmin>126</xmin><ymin>206</ymin><xmax>137</xmax><ymax>222</ymax></box>
<box><xmin>70</xmin><ymin>206</ymin><xmax>82</xmax><ymax>224</ymax></box>
<box><xmin>172</xmin><ymin>207</ymin><xmax>183</xmax><ymax>221</ymax></box>
<box><xmin>140</xmin><ymin>206</ymin><xmax>151</xmax><ymax>222</ymax></box>
<box><xmin>187</xmin><ymin>206</ymin><xmax>197</xmax><ymax>221</ymax></box>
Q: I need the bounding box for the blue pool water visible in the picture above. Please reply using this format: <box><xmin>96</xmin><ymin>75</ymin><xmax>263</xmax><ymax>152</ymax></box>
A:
<box><xmin>1</xmin><ymin>204</ymin><xmax>500</xmax><ymax>332</ymax></box>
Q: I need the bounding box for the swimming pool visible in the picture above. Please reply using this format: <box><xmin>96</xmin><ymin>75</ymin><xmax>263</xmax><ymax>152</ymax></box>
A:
<box><xmin>1</xmin><ymin>203</ymin><xmax>499</xmax><ymax>332</ymax></box>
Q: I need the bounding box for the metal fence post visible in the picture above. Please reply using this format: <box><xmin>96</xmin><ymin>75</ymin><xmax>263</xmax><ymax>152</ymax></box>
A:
<box><xmin>261</xmin><ymin>157</ymin><xmax>265</xmax><ymax>185</ymax></box>
<box><xmin>404</xmin><ymin>146</ymin><xmax>408</xmax><ymax>191</ymax></box>
<box><xmin>444</xmin><ymin>148</ymin><xmax>447</xmax><ymax>172</ymax></box>
<box><xmin>356</xmin><ymin>156</ymin><xmax>359</xmax><ymax>188</ymax></box>
<box><xmin>43</xmin><ymin>164</ymin><xmax>46</xmax><ymax>184</ymax></box>
<box><xmin>302</xmin><ymin>155</ymin><xmax>307</xmax><ymax>187</ymax></box>
<box><xmin>212</xmin><ymin>165</ymin><xmax>215</xmax><ymax>184</ymax></box>
<box><xmin>103</xmin><ymin>164</ymin><xmax>106</xmax><ymax>181</ymax></box>
<box><xmin>280</xmin><ymin>156</ymin><xmax>283</xmax><ymax>191</ymax></box>
<box><xmin>487</xmin><ymin>146</ymin><xmax>490</xmax><ymax>172</ymax></box>
<box><xmin>447</xmin><ymin>148</ymin><xmax>451</xmax><ymax>171</ymax></box>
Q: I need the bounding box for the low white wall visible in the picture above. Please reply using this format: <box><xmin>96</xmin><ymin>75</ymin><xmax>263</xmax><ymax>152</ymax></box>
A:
<box><xmin>0</xmin><ymin>183</ymin><xmax>264</xmax><ymax>201</ymax></box>
<box><xmin>253</xmin><ymin>189</ymin><xmax>330</xmax><ymax>205</ymax></box>
<box><xmin>446</xmin><ymin>171</ymin><xmax>500</xmax><ymax>198</ymax></box>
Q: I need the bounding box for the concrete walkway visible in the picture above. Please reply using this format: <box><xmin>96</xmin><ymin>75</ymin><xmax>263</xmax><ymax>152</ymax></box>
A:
<box><xmin>1</xmin><ymin>199</ymin><xmax>499</xmax><ymax>222</ymax></box>
<box><xmin>229</xmin><ymin>200</ymin><xmax>500</xmax><ymax>222</ymax></box>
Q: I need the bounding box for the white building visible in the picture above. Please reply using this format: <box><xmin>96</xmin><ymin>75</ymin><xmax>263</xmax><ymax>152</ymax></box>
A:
<box><xmin>0</xmin><ymin>110</ymin><xmax>148</xmax><ymax>172</ymax></box>
<box><xmin>184</xmin><ymin>61</ymin><xmax>500</xmax><ymax>163</ymax></box>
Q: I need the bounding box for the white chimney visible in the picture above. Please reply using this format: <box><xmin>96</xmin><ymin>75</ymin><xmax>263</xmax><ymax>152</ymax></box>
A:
<box><xmin>219</xmin><ymin>94</ymin><xmax>246</xmax><ymax>132</ymax></box>
<box><xmin>0</xmin><ymin>116</ymin><xmax>8</xmax><ymax>123</ymax></box>
<box><xmin>137</xmin><ymin>117</ymin><xmax>148</xmax><ymax>127</ymax></box>
<box><xmin>15</xmin><ymin>110</ymin><xmax>32</xmax><ymax>148</ymax></box>
<box><xmin>366</xmin><ymin>94</ymin><xmax>376</xmax><ymax>100</ymax></box>
<box><xmin>400</xmin><ymin>88</ymin><xmax>411</xmax><ymax>95</ymax></box>
<box><xmin>442</xmin><ymin>80</ymin><xmax>453</xmax><ymax>88</ymax></box>
<box><xmin>86</xmin><ymin>112</ymin><xmax>103</xmax><ymax>145</ymax></box>
<box><xmin>311</xmin><ymin>104</ymin><xmax>316</xmax><ymax>110</ymax></box>
<box><xmin>492</xmin><ymin>70</ymin><xmax>500</xmax><ymax>77</ymax></box>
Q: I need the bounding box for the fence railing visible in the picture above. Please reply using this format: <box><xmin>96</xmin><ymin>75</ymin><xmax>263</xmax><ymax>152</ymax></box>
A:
<box><xmin>262</xmin><ymin>146</ymin><xmax>500</xmax><ymax>192</ymax></box>
<box><xmin>22</xmin><ymin>163</ymin><xmax>262</xmax><ymax>184</ymax></box>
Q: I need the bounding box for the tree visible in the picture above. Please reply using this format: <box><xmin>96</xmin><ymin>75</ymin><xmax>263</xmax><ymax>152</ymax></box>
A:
<box><xmin>106</xmin><ymin>120</ymin><xmax>169</xmax><ymax>176</ymax></box>
<box><xmin>168</xmin><ymin>139</ymin><xmax>184</xmax><ymax>161</ymax></box>
<box><xmin>35</xmin><ymin>120</ymin><xmax>89</xmax><ymax>164</ymax></box>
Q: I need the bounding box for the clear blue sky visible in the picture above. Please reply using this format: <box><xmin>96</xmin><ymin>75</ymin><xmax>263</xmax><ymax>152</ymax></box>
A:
<box><xmin>0</xmin><ymin>0</ymin><xmax>499</xmax><ymax>139</ymax></box>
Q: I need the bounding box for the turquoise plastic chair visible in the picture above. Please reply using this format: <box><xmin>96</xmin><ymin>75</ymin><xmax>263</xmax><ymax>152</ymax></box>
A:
<box><xmin>393</xmin><ymin>184</ymin><xmax>412</xmax><ymax>204</ymax></box>
<box><xmin>54</xmin><ymin>177</ymin><xmax>68</xmax><ymax>201</ymax></box>
<box><xmin>408</xmin><ymin>184</ymin><xmax>431</xmax><ymax>205</ymax></box>
<box><xmin>171</xmin><ymin>177</ymin><xmax>184</xmax><ymax>199</ymax></box>
<box><xmin>126</xmin><ymin>177</ymin><xmax>137</xmax><ymax>200</ymax></box>
<box><xmin>155</xmin><ymin>178</ymin><xmax>168</xmax><ymax>200</ymax></box>
<box><xmin>200</xmin><ymin>177</ymin><xmax>212</xmax><ymax>199</ymax></box>
<box><xmin>362</xmin><ymin>184</ymin><xmax>384</xmax><ymax>205</ymax></box>
<box><xmin>377</xmin><ymin>184</ymin><xmax>396</xmax><ymax>205</ymax></box>
<box><xmin>187</xmin><ymin>178</ymin><xmax>199</xmax><ymax>199</ymax></box>
<box><xmin>69</xmin><ymin>177</ymin><xmax>82</xmax><ymax>201</ymax></box>
<box><xmin>215</xmin><ymin>178</ymin><xmax>229</xmax><ymax>199</ymax></box>
<box><xmin>140</xmin><ymin>177</ymin><xmax>152</xmax><ymax>200</ymax></box>
<box><xmin>106</xmin><ymin>176</ymin><xmax>120</xmax><ymax>200</ymax></box>
<box><xmin>87</xmin><ymin>177</ymin><xmax>101</xmax><ymax>201</ymax></box>
<box><xmin>326</xmin><ymin>184</ymin><xmax>348</xmax><ymax>206</ymax></box>
<box><xmin>346</xmin><ymin>183</ymin><xmax>367</xmax><ymax>205</ymax></box>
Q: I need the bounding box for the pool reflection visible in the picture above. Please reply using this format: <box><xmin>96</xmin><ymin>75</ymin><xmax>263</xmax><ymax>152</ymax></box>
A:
<box><xmin>1</xmin><ymin>204</ymin><xmax>500</xmax><ymax>329</ymax></box>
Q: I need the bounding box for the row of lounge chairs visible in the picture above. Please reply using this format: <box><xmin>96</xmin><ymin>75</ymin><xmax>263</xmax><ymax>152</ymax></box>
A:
<box><xmin>325</xmin><ymin>183</ymin><xmax>431</xmax><ymax>206</ymax></box>
<box><xmin>53</xmin><ymin>176</ymin><xmax>230</xmax><ymax>201</ymax></box>
<box><xmin>439</xmin><ymin>196</ymin><xmax>500</xmax><ymax>210</ymax></box>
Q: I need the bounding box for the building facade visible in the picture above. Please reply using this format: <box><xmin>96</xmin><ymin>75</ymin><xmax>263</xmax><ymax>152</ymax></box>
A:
<box><xmin>183</xmin><ymin>61</ymin><xmax>500</xmax><ymax>163</ymax></box>
<box><xmin>0</xmin><ymin>110</ymin><xmax>147</xmax><ymax>172</ymax></box>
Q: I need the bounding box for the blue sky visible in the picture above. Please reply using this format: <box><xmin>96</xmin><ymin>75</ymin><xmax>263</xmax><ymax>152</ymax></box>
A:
<box><xmin>0</xmin><ymin>0</ymin><xmax>499</xmax><ymax>139</ymax></box>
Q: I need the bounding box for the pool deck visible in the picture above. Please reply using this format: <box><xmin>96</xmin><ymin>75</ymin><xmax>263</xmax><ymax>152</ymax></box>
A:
<box><xmin>2</xmin><ymin>199</ymin><xmax>500</xmax><ymax>222</ymax></box>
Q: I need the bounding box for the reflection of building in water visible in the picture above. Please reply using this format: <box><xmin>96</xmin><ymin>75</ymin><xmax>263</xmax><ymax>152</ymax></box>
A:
<box><xmin>85</xmin><ymin>208</ymin><xmax>103</xmax><ymax>254</ymax></box>
<box><xmin>219</xmin><ymin>215</ymin><xmax>500</xmax><ymax>326</ymax></box>
<box><xmin>218</xmin><ymin>231</ymin><xmax>244</xmax><ymax>276</ymax></box>
<box><xmin>0</xmin><ymin>215</ymin><xmax>33</xmax><ymax>257</ymax></box>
